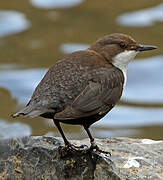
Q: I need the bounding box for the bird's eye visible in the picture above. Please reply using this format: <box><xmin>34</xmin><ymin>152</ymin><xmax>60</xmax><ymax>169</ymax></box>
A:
<box><xmin>119</xmin><ymin>42</ymin><xmax>126</xmax><ymax>48</ymax></box>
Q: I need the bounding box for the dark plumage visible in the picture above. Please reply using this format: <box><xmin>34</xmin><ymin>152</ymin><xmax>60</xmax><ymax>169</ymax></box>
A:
<box><xmin>12</xmin><ymin>33</ymin><xmax>157</xmax><ymax>153</ymax></box>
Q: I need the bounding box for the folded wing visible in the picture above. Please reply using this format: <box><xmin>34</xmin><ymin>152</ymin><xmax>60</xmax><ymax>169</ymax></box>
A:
<box><xmin>54</xmin><ymin>67</ymin><xmax>124</xmax><ymax>120</ymax></box>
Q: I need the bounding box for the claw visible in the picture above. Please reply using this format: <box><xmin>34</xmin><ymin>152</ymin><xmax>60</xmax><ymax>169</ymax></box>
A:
<box><xmin>65</xmin><ymin>143</ymin><xmax>80</xmax><ymax>151</ymax></box>
<box><xmin>89</xmin><ymin>144</ymin><xmax>111</xmax><ymax>156</ymax></box>
<box><xmin>73</xmin><ymin>144</ymin><xmax>88</xmax><ymax>149</ymax></box>
<box><xmin>65</xmin><ymin>143</ymin><xmax>88</xmax><ymax>150</ymax></box>
<box><xmin>58</xmin><ymin>142</ymin><xmax>111</xmax><ymax>157</ymax></box>
<box><xmin>58</xmin><ymin>143</ymin><xmax>87</xmax><ymax>157</ymax></box>
<box><xmin>82</xmin><ymin>142</ymin><xmax>111</xmax><ymax>156</ymax></box>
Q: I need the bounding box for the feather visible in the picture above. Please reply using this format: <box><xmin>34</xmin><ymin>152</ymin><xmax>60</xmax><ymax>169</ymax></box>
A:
<box><xmin>11</xmin><ymin>106</ymin><xmax>43</xmax><ymax>118</ymax></box>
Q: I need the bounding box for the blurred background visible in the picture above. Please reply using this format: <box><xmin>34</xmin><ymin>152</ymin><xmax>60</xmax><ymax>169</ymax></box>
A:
<box><xmin>0</xmin><ymin>0</ymin><xmax>163</xmax><ymax>140</ymax></box>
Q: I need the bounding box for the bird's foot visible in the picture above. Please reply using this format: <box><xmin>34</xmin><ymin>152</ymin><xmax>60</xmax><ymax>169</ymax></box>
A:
<box><xmin>58</xmin><ymin>142</ymin><xmax>111</xmax><ymax>157</ymax></box>
<box><xmin>72</xmin><ymin>144</ymin><xmax>88</xmax><ymax>149</ymax></box>
<box><xmin>58</xmin><ymin>143</ymin><xmax>88</xmax><ymax>157</ymax></box>
<box><xmin>85</xmin><ymin>142</ymin><xmax>111</xmax><ymax>156</ymax></box>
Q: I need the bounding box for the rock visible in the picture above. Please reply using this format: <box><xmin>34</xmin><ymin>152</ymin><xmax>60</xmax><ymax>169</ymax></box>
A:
<box><xmin>0</xmin><ymin>136</ymin><xmax>162</xmax><ymax>180</ymax></box>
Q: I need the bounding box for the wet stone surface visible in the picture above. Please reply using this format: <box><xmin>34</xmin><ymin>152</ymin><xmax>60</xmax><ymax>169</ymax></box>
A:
<box><xmin>0</xmin><ymin>136</ymin><xmax>162</xmax><ymax>180</ymax></box>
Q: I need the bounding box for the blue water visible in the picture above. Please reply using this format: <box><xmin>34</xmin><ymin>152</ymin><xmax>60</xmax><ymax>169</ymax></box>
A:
<box><xmin>29</xmin><ymin>0</ymin><xmax>85</xmax><ymax>9</ymax></box>
<box><xmin>117</xmin><ymin>3</ymin><xmax>163</xmax><ymax>27</ymax></box>
<box><xmin>0</xmin><ymin>10</ymin><xmax>30</xmax><ymax>37</ymax></box>
<box><xmin>0</xmin><ymin>1</ymin><xmax>162</xmax><ymax>139</ymax></box>
<box><xmin>0</xmin><ymin>55</ymin><xmax>162</xmax><ymax>129</ymax></box>
<box><xmin>0</xmin><ymin>119</ymin><xmax>31</xmax><ymax>139</ymax></box>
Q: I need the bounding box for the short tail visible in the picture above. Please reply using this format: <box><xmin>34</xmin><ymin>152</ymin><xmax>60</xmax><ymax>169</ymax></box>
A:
<box><xmin>11</xmin><ymin>111</ymin><xmax>23</xmax><ymax>118</ymax></box>
<box><xmin>11</xmin><ymin>106</ymin><xmax>44</xmax><ymax>118</ymax></box>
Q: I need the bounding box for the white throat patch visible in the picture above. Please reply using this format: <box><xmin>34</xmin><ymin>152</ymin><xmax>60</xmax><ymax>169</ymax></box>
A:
<box><xmin>112</xmin><ymin>50</ymin><xmax>138</xmax><ymax>87</ymax></box>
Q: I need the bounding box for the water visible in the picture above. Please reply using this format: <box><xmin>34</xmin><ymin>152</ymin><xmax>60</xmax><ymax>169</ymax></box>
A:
<box><xmin>0</xmin><ymin>66</ymin><xmax>46</xmax><ymax>103</ymax></box>
<box><xmin>117</xmin><ymin>3</ymin><xmax>163</xmax><ymax>27</ymax></box>
<box><xmin>0</xmin><ymin>119</ymin><xmax>31</xmax><ymax>139</ymax></box>
<box><xmin>0</xmin><ymin>10</ymin><xmax>30</xmax><ymax>37</ymax></box>
<box><xmin>30</xmin><ymin>0</ymin><xmax>85</xmax><ymax>9</ymax></box>
<box><xmin>123</xmin><ymin>56</ymin><xmax>163</xmax><ymax>103</ymax></box>
<box><xmin>0</xmin><ymin>0</ymin><xmax>163</xmax><ymax>140</ymax></box>
<box><xmin>60</xmin><ymin>43</ymin><xmax>89</xmax><ymax>54</ymax></box>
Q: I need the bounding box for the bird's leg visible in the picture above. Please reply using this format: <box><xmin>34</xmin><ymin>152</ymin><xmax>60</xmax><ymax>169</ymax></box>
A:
<box><xmin>83</xmin><ymin>125</ymin><xmax>110</xmax><ymax>155</ymax></box>
<box><xmin>53</xmin><ymin>120</ymin><xmax>70</xmax><ymax>146</ymax></box>
<box><xmin>53</xmin><ymin>120</ymin><xmax>86</xmax><ymax>150</ymax></box>
<box><xmin>83</xmin><ymin>125</ymin><xmax>95</xmax><ymax>144</ymax></box>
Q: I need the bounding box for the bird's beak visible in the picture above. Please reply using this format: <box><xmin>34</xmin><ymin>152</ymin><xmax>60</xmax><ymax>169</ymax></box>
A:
<box><xmin>137</xmin><ymin>45</ymin><xmax>157</xmax><ymax>51</ymax></box>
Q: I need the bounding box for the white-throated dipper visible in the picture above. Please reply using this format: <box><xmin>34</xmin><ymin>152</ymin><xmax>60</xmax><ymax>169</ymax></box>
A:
<box><xmin>12</xmin><ymin>33</ymin><xmax>157</xmax><ymax>153</ymax></box>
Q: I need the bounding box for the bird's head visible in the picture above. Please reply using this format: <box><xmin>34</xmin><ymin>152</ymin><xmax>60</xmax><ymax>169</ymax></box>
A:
<box><xmin>90</xmin><ymin>33</ymin><xmax>157</xmax><ymax>70</ymax></box>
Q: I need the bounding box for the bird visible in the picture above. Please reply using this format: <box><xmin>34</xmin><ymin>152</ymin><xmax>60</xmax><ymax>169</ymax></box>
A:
<box><xmin>12</xmin><ymin>33</ymin><xmax>157</xmax><ymax>153</ymax></box>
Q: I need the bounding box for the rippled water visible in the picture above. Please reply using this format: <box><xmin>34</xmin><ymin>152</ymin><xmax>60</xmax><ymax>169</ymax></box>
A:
<box><xmin>123</xmin><ymin>56</ymin><xmax>163</xmax><ymax>103</ymax></box>
<box><xmin>1</xmin><ymin>56</ymin><xmax>162</xmax><ymax>105</ymax></box>
<box><xmin>0</xmin><ymin>0</ymin><xmax>162</xmax><ymax>140</ymax></box>
<box><xmin>117</xmin><ymin>3</ymin><xmax>163</xmax><ymax>27</ymax></box>
<box><xmin>60</xmin><ymin>43</ymin><xmax>89</xmax><ymax>54</ymax></box>
<box><xmin>0</xmin><ymin>10</ymin><xmax>30</xmax><ymax>37</ymax></box>
<box><xmin>0</xmin><ymin>119</ymin><xmax>31</xmax><ymax>139</ymax></box>
<box><xmin>0</xmin><ymin>66</ymin><xmax>46</xmax><ymax>103</ymax></box>
<box><xmin>30</xmin><ymin>0</ymin><xmax>85</xmax><ymax>9</ymax></box>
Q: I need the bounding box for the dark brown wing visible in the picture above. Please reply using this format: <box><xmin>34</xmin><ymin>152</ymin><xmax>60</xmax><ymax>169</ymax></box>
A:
<box><xmin>54</xmin><ymin>67</ymin><xmax>124</xmax><ymax>120</ymax></box>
